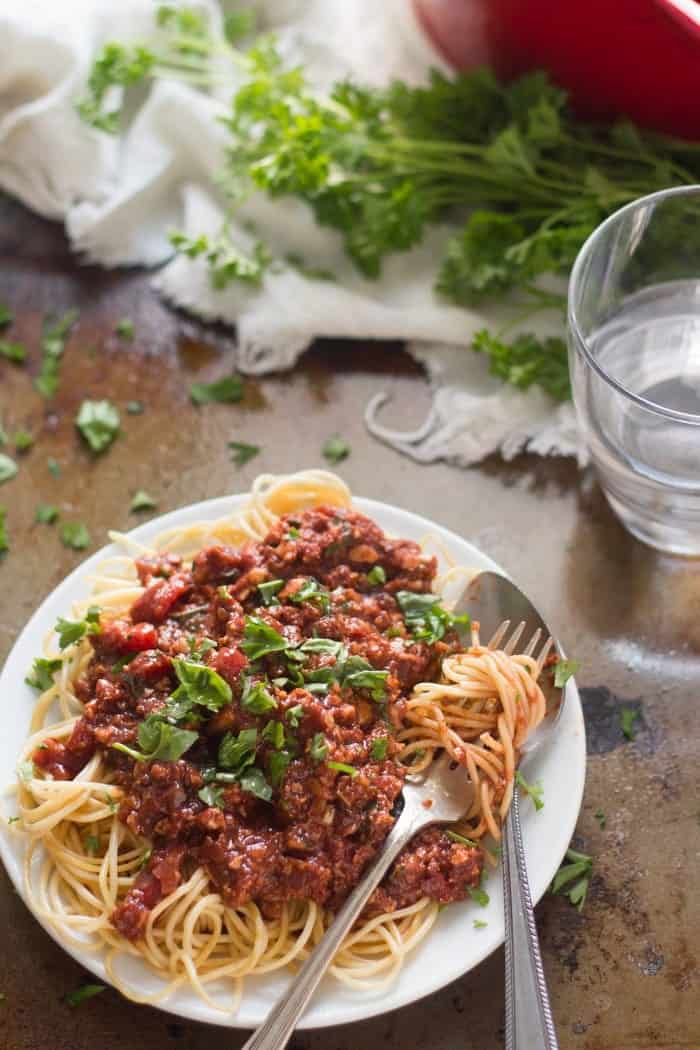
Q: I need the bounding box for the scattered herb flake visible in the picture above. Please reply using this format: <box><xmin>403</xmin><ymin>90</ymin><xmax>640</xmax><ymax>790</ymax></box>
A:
<box><xmin>228</xmin><ymin>440</ymin><xmax>260</xmax><ymax>466</ymax></box>
<box><xmin>130</xmin><ymin>489</ymin><xmax>158</xmax><ymax>513</ymax></box>
<box><xmin>35</xmin><ymin>308</ymin><xmax>79</xmax><ymax>398</ymax></box>
<box><xmin>60</xmin><ymin>521</ymin><xmax>91</xmax><ymax>550</ymax></box>
<box><xmin>83</xmin><ymin>834</ymin><xmax>100</xmax><ymax>855</ymax></box>
<box><xmin>25</xmin><ymin>656</ymin><xmax>62</xmax><ymax>691</ymax></box>
<box><xmin>310</xmin><ymin>733</ymin><xmax>329</xmax><ymax>761</ymax></box>
<box><xmin>13</xmin><ymin>429</ymin><xmax>33</xmax><ymax>452</ymax></box>
<box><xmin>75</xmin><ymin>399</ymin><xmax>120</xmax><ymax>454</ymax></box>
<box><xmin>17</xmin><ymin>760</ymin><xmax>35</xmax><ymax>783</ymax></box>
<box><xmin>190</xmin><ymin>375</ymin><xmax>244</xmax><ymax>406</ymax></box>
<box><xmin>367</xmin><ymin>565</ymin><xmax>386</xmax><ymax>585</ymax></box>
<box><xmin>446</xmin><ymin>829</ymin><xmax>479</xmax><ymax>847</ymax></box>
<box><xmin>473</xmin><ymin>919</ymin><xmax>488</xmax><ymax>929</ymax></box>
<box><xmin>0</xmin><ymin>304</ymin><xmax>12</xmax><ymax>328</ymax></box>
<box><xmin>0</xmin><ymin>507</ymin><xmax>7</xmax><ymax>556</ymax></box>
<box><xmin>620</xmin><ymin>707</ymin><xmax>639</xmax><ymax>740</ymax></box>
<box><xmin>258</xmin><ymin>579</ymin><xmax>284</xmax><ymax>606</ymax></box>
<box><xmin>55</xmin><ymin>607</ymin><xmax>101</xmax><ymax>649</ymax></box>
<box><xmin>396</xmin><ymin>590</ymin><xmax>470</xmax><ymax>645</ymax></box>
<box><xmin>198</xmin><ymin>783</ymin><xmax>225</xmax><ymax>808</ymax></box>
<box><xmin>515</xmin><ymin>769</ymin><xmax>544</xmax><ymax>811</ymax></box>
<box><xmin>554</xmin><ymin>659</ymin><xmax>580</xmax><ymax>688</ymax></box>
<box><xmin>550</xmin><ymin>848</ymin><xmax>593</xmax><ymax>912</ymax></box>
<box><xmin>64</xmin><ymin>984</ymin><xmax>106</xmax><ymax>1008</ymax></box>
<box><xmin>468</xmin><ymin>886</ymin><xmax>490</xmax><ymax>907</ymax></box>
<box><xmin>0</xmin><ymin>340</ymin><xmax>27</xmax><ymax>364</ymax></box>
<box><xmin>126</xmin><ymin>400</ymin><xmax>144</xmax><ymax>415</ymax></box>
<box><xmin>47</xmin><ymin>457</ymin><xmax>61</xmax><ymax>477</ymax></box>
<box><xmin>594</xmin><ymin>808</ymin><xmax>606</xmax><ymax>830</ymax></box>
<box><xmin>35</xmin><ymin>504</ymin><xmax>59</xmax><ymax>525</ymax></box>
<box><xmin>0</xmin><ymin>454</ymin><xmax>18</xmax><ymax>484</ymax></box>
<box><xmin>115</xmin><ymin>318</ymin><xmax>134</xmax><ymax>340</ymax></box>
<box><xmin>370</xmin><ymin>736</ymin><xmax>389</xmax><ymax>760</ymax></box>
<box><xmin>327</xmin><ymin>760</ymin><xmax>357</xmax><ymax>776</ymax></box>
<box><xmin>322</xmin><ymin>435</ymin><xmax>350</xmax><ymax>465</ymax></box>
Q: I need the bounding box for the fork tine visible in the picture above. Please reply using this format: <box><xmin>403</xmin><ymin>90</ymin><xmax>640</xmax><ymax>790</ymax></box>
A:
<box><xmin>503</xmin><ymin>620</ymin><xmax>526</xmax><ymax>655</ymax></box>
<box><xmin>536</xmin><ymin>635</ymin><xmax>555</xmax><ymax>671</ymax></box>
<box><xmin>487</xmin><ymin>619</ymin><xmax>510</xmax><ymax>649</ymax></box>
<box><xmin>523</xmin><ymin>627</ymin><xmax>542</xmax><ymax>658</ymax></box>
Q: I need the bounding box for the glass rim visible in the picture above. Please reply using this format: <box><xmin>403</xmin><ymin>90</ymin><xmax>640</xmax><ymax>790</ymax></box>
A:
<box><xmin>568</xmin><ymin>184</ymin><xmax>700</xmax><ymax>425</ymax></box>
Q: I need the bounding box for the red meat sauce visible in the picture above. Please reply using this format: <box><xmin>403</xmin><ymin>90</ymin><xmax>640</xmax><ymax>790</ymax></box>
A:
<box><xmin>33</xmin><ymin>506</ymin><xmax>482</xmax><ymax>940</ymax></box>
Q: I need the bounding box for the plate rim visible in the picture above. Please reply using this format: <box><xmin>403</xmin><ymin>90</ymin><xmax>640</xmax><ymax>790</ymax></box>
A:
<box><xmin>0</xmin><ymin>491</ymin><xmax>586</xmax><ymax>1029</ymax></box>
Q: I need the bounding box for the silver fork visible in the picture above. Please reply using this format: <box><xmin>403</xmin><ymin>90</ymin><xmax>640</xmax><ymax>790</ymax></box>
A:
<box><xmin>240</xmin><ymin>755</ymin><xmax>475</xmax><ymax>1050</ymax></box>
<box><xmin>459</xmin><ymin>571</ymin><xmax>570</xmax><ymax>1050</ymax></box>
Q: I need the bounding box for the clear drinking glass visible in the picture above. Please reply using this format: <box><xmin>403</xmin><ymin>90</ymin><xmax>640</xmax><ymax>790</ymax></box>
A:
<box><xmin>568</xmin><ymin>185</ymin><xmax>700</xmax><ymax>556</ymax></box>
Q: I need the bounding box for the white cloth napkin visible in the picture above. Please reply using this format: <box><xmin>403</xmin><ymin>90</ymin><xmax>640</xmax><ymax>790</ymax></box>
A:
<box><xmin>0</xmin><ymin>0</ymin><xmax>582</xmax><ymax>465</ymax></box>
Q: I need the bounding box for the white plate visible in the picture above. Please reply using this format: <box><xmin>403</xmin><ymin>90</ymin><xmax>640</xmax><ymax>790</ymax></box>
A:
<box><xmin>0</xmin><ymin>495</ymin><xmax>586</xmax><ymax>1029</ymax></box>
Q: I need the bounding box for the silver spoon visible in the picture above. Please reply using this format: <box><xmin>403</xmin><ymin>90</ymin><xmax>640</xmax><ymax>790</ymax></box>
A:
<box><xmin>240</xmin><ymin>753</ymin><xmax>476</xmax><ymax>1050</ymax></box>
<box><xmin>460</xmin><ymin>570</ymin><xmax>570</xmax><ymax>1050</ymax></box>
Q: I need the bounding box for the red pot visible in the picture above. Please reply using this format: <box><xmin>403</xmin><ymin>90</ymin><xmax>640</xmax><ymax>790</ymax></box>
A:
<box><xmin>414</xmin><ymin>0</ymin><xmax>700</xmax><ymax>139</ymax></box>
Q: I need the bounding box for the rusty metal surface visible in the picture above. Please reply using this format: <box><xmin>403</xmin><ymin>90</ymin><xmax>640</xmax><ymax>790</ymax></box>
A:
<box><xmin>0</xmin><ymin>196</ymin><xmax>698</xmax><ymax>1050</ymax></box>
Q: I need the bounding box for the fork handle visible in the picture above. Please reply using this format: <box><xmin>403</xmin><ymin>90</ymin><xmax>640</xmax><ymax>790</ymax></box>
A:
<box><xmin>503</xmin><ymin>787</ymin><xmax>559</xmax><ymax>1050</ymax></box>
<box><xmin>240</xmin><ymin>815</ymin><xmax>421</xmax><ymax>1050</ymax></box>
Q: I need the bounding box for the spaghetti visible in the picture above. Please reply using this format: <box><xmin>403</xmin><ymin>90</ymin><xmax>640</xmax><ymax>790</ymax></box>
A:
<box><xmin>8</xmin><ymin>470</ymin><xmax>547</xmax><ymax>1011</ymax></box>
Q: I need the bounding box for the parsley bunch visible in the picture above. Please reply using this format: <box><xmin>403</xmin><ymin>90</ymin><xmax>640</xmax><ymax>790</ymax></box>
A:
<box><xmin>77</xmin><ymin>7</ymin><xmax>700</xmax><ymax>401</ymax></box>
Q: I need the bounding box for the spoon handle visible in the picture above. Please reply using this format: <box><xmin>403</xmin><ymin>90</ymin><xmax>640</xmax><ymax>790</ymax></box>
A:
<box><xmin>240</xmin><ymin>816</ymin><xmax>420</xmax><ymax>1050</ymax></box>
<box><xmin>503</xmin><ymin>787</ymin><xmax>559</xmax><ymax>1050</ymax></box>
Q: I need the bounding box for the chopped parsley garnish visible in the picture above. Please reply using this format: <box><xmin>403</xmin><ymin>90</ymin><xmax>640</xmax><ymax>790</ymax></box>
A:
<box><xmin>60</xmin><ymin>521</ymin><xmax>90</xmax><ymax>550</ymax></box>
<box><xmin>554</xmin><ymin>659</ymin><xmax>580</xmax><ymax>688</ymax></box>
<box><xmin>168</xmin><ymin>657</ymin><xmax>232</xmax><ymax>715</ymax></box>
<box><xmin>620</xmin><ymin>707</ymin><xmax>639</xmax><ymax>740</ymax></box>
<box><xmin>112</xmin><ymin>717</ymin><xmax>198</xmax><ymax>763</ymax></box>
<box><xmin>47</xmin><ymin>457</ymin><xmax>61</xmax><ymax>477</ymax></box>
<box><xmin>63</xmin><ymin>984</ymin><xmax>106</xmax><ymax>1008</ymax></box>
<box><xmin>241</xmin><ymin>677</ymin><xmax>277</xmax><ymax>714</ymax></box>
<box><xmin>310</xmin><ymin>733</ymin><xmax>329</xmax><ymax>761</ymax></box>
<box><xmin>17</xmin><ymin>760</ymin><xmax>35</xmax><ymax>783</ymax></box>
<box><xmin>0</xmin><ymin>340</ymin><xmax>27</xmax><ymax>364</ymax></box>
<box><xmin>298</xmin><ymin>637</ymin><xmax>345</xmax><ymax>657</ymax></box>
<box><xmin>0</xmin><ymin>507</ymin><xmax>7</xmax><ymax>557</ymax></box>
<box><xmin>188</xmin><ymin>636</ymin><xmax>217</xmax><ymax>661</ymax></box>
<box><xmin>228</xmin><ymin>440</ymin><xmax>260</xmax><ymax>466</ymax></box>
<box><xmin>75</xmin><ymin>399</ymin><xmax>120</xmax><ymax>454</ymax></box>
<box><xmin>130</xmin><ymin>489</ymin><xmax>158</xmax><ymax>513</ymax></box>
<box><xmin>395</xmin><ymin>591</ymin><xmax>470</xmax><ymax>645</ymax></box>
<box><xmin>370</xmin><ymin>736</ymin><xmax>389</xmax><ymax>760</ymax></box>
<box><xmin>115</xmin><ymin>318</ymin><xmax>134</xmax><ymax>340</ymax></box>
<box><xmin>55</xmin><ymin>606</ymin><xmax>101</xmax><ymax>649</ymax></box>
<box><xmin>25</xmin><ymin>657</ymin><xmax>62</xmax><ymax>691</ymax></box>
<box><xmin>190</xmin><ymin>375</ymin><xmax>244</xmax><ymax>405</ymax></box>
<box><xmin>261</xmin><ymin>720</ymin><xmax>285</xmax><ymax>749</ymax></box>
<box><xmin>322</xmin><ymin>435</ymin><xmax>350</xmax><ymax>465</ymax></box>
<box><xmin>515</xmin><ymin>769</ymin><xmax>544</xmax><ymax>811</ymax></box>
<box><xmin>0</xmin><ymin>454</ymin><xmax>18</xmax><ymax>484</ymax></box>
<box><xmin>198</xmin><ymin>783</ymin><xmax>225</xmax><ymax>808</ymax></box>
<box><xmin>446</xmin><ymin>829</ymin><xmax>478</xmax><ymax>848</ymax></box>
<box><xmin>218</xmin><ymin>727</ymin><xmax>257</xmax><ymax>774</ymax></box>
<box><xmin>287</xmin><ymin>526</ymin><xmax>300</xmax><ymax>539</ymax></box>
<box><xmin>35</xmin><ymin>308</ymin><xmax>78</xmax><ymax>398</ymax></box>
<box><xmin>258</xmin><ymin>579</ymin><xmax>284</xmax><ymax>606</ymax></box>
<box><xmin>0</xmin><ymin>304</ymin><xmax>12</xmax><ymax>327</ymax></box>
<box><xmin>473</xmin><ymin>919</ymin><xmax>488</xmax><ymax>929</ymax></box>
<box><xmin>239</xmin><ymin>766</ymin><xmax>273</xmax><ymax>801</ymax></box>
<box><xmin>468</xmin><ymin>886</ymin><xmax>490</xmax><ymax>907</ymax></box>
<box><xmin>550</xmin><ymin>848</ymin><xmax>593</xmax><ymax>911</ymax></box>
<box><xmin>285</xmin><ymin>704</ymin><xmax>304</xmax><ymax>728</ymax></box>
<box><xmin>35</xmin><ymin>504</ymin><xmax>59</xmax><ymax>525</ymax></box>
<box><xmin>340</xmin><ymin>655</ymin><xmax>388</xmax><ymax>700</ymax></box>
<box><xmin>126</xmin><ymin>400</ymin><xmax>144</xmax><ymax>415</ymax></box>
<box><xmin>13</xmin><ymin>429</ymin><xmax>33</xmax><ymax>452</ymax></box>
<box><xmin>366</xmin><ymin>565</ymin><xmax>386</xmax><ymax>585</ymax></box>
<box><xmin>241</xmin><ymin>617</ymin><xmax>290</xmax><ymax>660</ymax></box>
<box><xmin>327</xmin><ymin>760</ymin><xmax>357</xmax><ymax>776</ymax></box>
<box><xmin>268</xmin><ymin>749</ymin><xmax>292</xmax><ymax>787</ymax></box>
<box><xmin>288</xmin><ymin>577</ymin><xmax>330</xmax><ymax>612</ymax></box>
<box><xmin>594</xmin><ymin>808</ymin><xmax>606</xmax><ymax>830</ymax></box>
<box><xmin>83</xmin><ymin>834</ymin><xmax>100</xmax><ymax>855</ymax></box>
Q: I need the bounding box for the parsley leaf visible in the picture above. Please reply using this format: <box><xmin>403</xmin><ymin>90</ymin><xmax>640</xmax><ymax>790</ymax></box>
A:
<box><xmin>115</xmin><ymin>318</ymin><xmax>134</xmax><ymax>340</ymax></box>
<box><xmin>13</xmin><ymin>430</ymin><xmax>33</xmax><ymax>452</ymax></box>
<box><xmin>63</xmin><ymin>984</ymin><xmax>106</xmax><ymax>1008</ymax></box>
<box><xmin>25</xmin><ymin>657</ymin><xmax>62</xmax><ymax>691</ymax></box>
<box><xmin>130</xmin><ymin>490</ymin><xmax>158</xmax><ymax>513</ymax></box>
<box><xmin>468</xmin><ymin>886</ymin><xmax>490</xmax><ymax>907</ymax></box>
<box><xmin>0</xmin><ymin>304</ymin><xmax>12</xmax><ymax>327</ymax></box>
<box><xmin>35</xmin><ymin>309</ymin><xmax>79</xmax><ymax>398</ymax></box>
<box><xmin>327</xmin><ymin>760</ymin><xmax>357</xmax><ymax>776</ymax></box>
<box><xmin>241</xmin><ymin>677</ymin><xmax>277</xmax><ymax>714</ymax></box>
<box><xmin>258</xmin><ymin>579</ymin><xmax>284</xmax><ymax>605</ymax></box>
<box><xmin>170</xmin><ymin>657</ymin><xmax>232</xmax><ymax>713</ymax></box>
<box><xmin>239</xmin><ymin>766</ymin><xmax>273</xmax><ymax>801</ymax></box>
<box><xmin>190</xmin><ymin>375</ymin><xmax>244</xmax><ymax>406</ymax></box>
<box><xmin>126</xmin><ymin>400</ymin><xmax>144</xmax><ymax>415</ymax></box>
<box><xmin>620</xmin><ymin>707</ymin><xmax>639</xmax><ymax>740</ymax></box>
<box><xmin>310</xmin><ymin>733</ymin><xmax>328</xmax><ymax>761</ymax></box>
<box><xmin>370</xmin><ymin>736</ymin><xmax>389</xmax><ymax>760</ymax></box>
<box><xmin>367</xmin><ymin>565</ymin><xmax>386</xmax><ymax>585</ymax></box>
<box><xmin>218</xmin><ymin>727</ymin><xmax>257</xmax><ymax>773</ymax></box>
<box><xmin>0</xmin><ymin>454</ymin><xmax>18</xmax><ymax>484</ymax></box>
<box><xmin>550</xmin><ymin>847</ymin><xmax>593</xmax><ymax>911</ymax></box>
<box><xmin>396</xmin><ymin>591</ymin><xmax>469</xmax><ymax>645</ymax></box>
<box><xmin>594</xmin><ymin>808</ymin><xmax>606</xmax><ymax>830</ymax></box>
<box><xmin>55</xmin><ymin>607</ymin><xmax>101</xmax><ymax>649</ymax></box>
<box><xmin>241</xmin><ymin>617</ymin><xmax>290</xmax><ymax>661</ymax></box>
<box><xmin>0</xmin><ymin>340</ymin><xmax>26</xmax><ymax>364</ymax></box>
<box><xmin>515</xmin><ymin>769</ymin><xmax>544</xmax><ymax>811</ymax></box>
<box><xmin>112</xmin><ymin>717</ymin><xmax>198</xmax><ymax>763</ymax></box>
<box><xmin>285</xmin><ymin>704</ymin><xmax>304</xmax><ymax>728</ymax></box>
<box><xmin>60</xmin><ymin>522</ymin><xmax>90</xmax><ymax>550</ymax></box>
<box><xmin>75</xmin><ymin>399</ymin><xmax>120</xmax><ymax>454</ymax></box>
<box><xmin>473</xmin><ymin>919</ymin><xmax>488</xmax><ymax>929</ymax></box>
<box><xmin>228</xmin><ymin>441</ymin><xmax>260</xmax><ymax>466</ymax></box>
<box><xmin>268</xmin><ymin>749</ymin><xmax>292</xmax><ymax>787</ymax></box>
<box><xmin>554</xmin><ymin>659</ymin><xmax>580</xmax><ymax>688</ymax></box>
<box><xmin>198</xmin><ymin>783</ymin><xmax>225</xmax><ymax>808</ymax></box>
<box><xmin>322</xmin><ymin>436</ymin><xmax>350</xmax><ymax>465</ymax></box>
<box><xmin>288</xmin><ymin>577</ymin><xmax>330</xmax><ymax>613</ymax></box>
